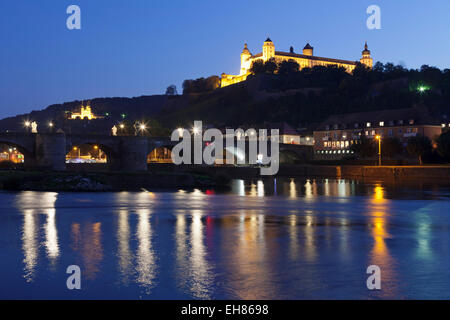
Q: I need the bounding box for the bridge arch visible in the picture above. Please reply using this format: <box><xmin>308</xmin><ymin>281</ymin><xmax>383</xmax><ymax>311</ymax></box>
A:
<box><xmin>0</xmin><ymin>140</ymin><xmax>32</xmax><ymax>159</ymax></box>
<box><xmin>148</xmin><ymin>145</ymin><xmax>173</xmax><ymax>163</ymax></box>
<box><xmin>66</xmin><ymin>139</ymin><xmax>120</xmax><ymax>170</ymax></box>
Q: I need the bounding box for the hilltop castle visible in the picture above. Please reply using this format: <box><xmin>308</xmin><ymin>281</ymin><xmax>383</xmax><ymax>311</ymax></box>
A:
<box><xmin>221</xmin><ymin>38</ymin><xmax>373</xmax><ymax>87</ymax></box>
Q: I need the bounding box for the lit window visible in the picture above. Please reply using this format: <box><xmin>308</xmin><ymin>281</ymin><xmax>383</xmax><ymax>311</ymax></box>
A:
<box><xmin>366</xmin><ymin>122</ymin><xmax>371</xmax><ymax>127</ymax></box>
<box><xmin>379</xmin><ymin>121</ymin><xmax>384</xmax><ymax>127</ymax></box>
<box><xmin>441</xmin><ymin>124</ymin><xmax>446</xmax><ymax>128</ymax></box>
<box><xmin>409</xmin><ymin>119</ymin><xmax>414</xmax><ymax>125</ymax></box>
<box><xmin>398</xmin><ymin>120</ymin><xmax>404</xmax><ymax>125</ymax></box>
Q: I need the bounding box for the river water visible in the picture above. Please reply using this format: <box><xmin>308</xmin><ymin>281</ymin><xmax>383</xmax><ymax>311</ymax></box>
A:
<box><xmin>0</xmin><ymin>178</ymin><xmax>449</xmax><ymax>299</ymax></box>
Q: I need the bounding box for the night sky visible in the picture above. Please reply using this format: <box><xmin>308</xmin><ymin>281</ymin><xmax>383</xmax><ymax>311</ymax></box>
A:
<box><xmin>0</xmin><ymin>0</ymin><xmax>449</xmax><ymax>119</ymax></box>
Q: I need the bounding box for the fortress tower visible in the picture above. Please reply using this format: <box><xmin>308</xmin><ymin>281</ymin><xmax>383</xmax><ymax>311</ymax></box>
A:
<box><xmin>302</xmin><ymin>43</ymin><xmax>314</xmax><ymax>56</ymax></box>
<box><xmin>360</xmin><ymin>42</ymin><xmax>373</xmax><ymax>69</ymax></box>
<box><xmin>262</xmin><ymin>37</ymin><xmax>275</xmax><ymax>61</ymax></box>
<box><xmin>240</xmin><ymin>43</ymin><xmax>252</xmax><ymax>75</ymax></box>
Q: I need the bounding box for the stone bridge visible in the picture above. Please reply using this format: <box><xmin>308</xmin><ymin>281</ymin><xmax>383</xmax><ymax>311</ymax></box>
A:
<box><xmin>0</xmin><ymin>132</ymin><xmax>313</xmax><ymax>171</ymax></box>
<box><xmin>0</xmin><ymin>132</ymin><xmax>176</xmax><ymax>171</ymax></box>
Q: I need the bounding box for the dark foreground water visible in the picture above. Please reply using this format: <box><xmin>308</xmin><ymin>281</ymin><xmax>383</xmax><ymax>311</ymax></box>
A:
<box><xmin>0</xmin><ymin>178</ymin><xmax>449</xmax><ymax>299</ymax></box>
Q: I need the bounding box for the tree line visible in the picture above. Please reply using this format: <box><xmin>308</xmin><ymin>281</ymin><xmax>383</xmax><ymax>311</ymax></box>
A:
<box><xmin>350</xmin><ymin>130</ymin><xmax>450</xmax><ymax>164</ymax></box>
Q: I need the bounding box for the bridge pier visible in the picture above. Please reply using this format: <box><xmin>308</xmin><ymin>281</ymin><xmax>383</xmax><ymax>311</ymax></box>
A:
<box><xmin>119</xmin><ymin>136</ymin><xmax>149</xmax><ymax>171</ymax></box>
<box><xmin>35</xmin><ymin>133</ymin><xmax>67</xmax><ymax>171</ymax></box>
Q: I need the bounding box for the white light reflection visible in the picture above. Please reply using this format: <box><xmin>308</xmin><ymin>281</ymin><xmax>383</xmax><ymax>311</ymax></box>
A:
<box><xmin>175</xmin><ymin>211</ymin><xmax>213</xmax><ymax>299</ymax></box>
<box><xmin>118</xmin><ymin>209</ymin><xmax>133</xmax><ymax>283</ymax></box>
<box><xmin>43</xmin><ymin>193</ymin><xmax>59</xmax><ymax>265</ymax></box>
<box><xmin>289</xmin><ymin>179</ymin><xmax>297</xmax><ymax>198</ymax></box>
<box><xmin>135</xmin><ymin>192</ymin><xmax>156</xmax><ymax>290</ymax></box>
<box><xmin>19</xmin><ymin>192</ymin><xmax>60</xmax><ymax>281</ymax></box>
<box><xmin>189</xmin><ymin>211</ymin><xmax>213</xmax><ymax>298</ymax></box>
<box><xmin>257</xmin><ymin>180</ymin><xmax>264</xmax><ymax>197</ymax></box>
<box><xmin>22</xmin><ymin>208</ymin><xmax>38</xmax><ymax>282</ymax></box>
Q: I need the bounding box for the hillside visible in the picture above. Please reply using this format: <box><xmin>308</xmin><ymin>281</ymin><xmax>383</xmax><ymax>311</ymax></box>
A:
<box><xmin>1</xmin><ymin>63</ymin><xmax>449</xmax><ymax>134</ymax></box>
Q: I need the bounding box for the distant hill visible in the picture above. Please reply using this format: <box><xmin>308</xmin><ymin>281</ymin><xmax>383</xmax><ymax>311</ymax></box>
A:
<box><xmin>1</xmin><ymin>63</ymin><xmax>449</xmax><ymax>134</ymax></box>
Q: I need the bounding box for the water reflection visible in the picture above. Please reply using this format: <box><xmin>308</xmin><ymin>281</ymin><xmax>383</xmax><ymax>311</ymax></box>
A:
<box><xmin>367</xmin><ymin>184</ymin><xmax>398</xmax><ymax>297</ymax></box>
<box><xmin>43</xmin><ymin>193</ymin><xmax>59</xmax><ymax>265</ymax></box>
<box><xmin>232</xmin><ymin>178</ymin><xmax>363</xmax><ymax>199</ymax></box>
<box><xmin>221</xmin><ymin>212</ymin><xmax>278</xmax><ymax>299</ymax></box>
<box><xmin>135</xmin><ymin>207</ymin><xmax>156</xmax><ymax>291</ymax></box>
<box><xmin>18</xmin><ymin>192</ymin><xmax>59</xmax><ymax>281</ymax></box>
<box><xmin>8</xmin><ymin>178</ymin><xmax>450</xmax><ymax>299</ymax></box>
<box><xmin>117</xmin><ymin>209</ymin><xmax>133</xmax><ymax>284</ymax></box>
<box><xmin>22</xmin><ymin>208</ymin><xmax>38</xmax><ymax>282</ymax></box>
<box><xmin>71</xmin><ymin>222</ymin><xmax>103</xmax><ymax>280</ymax></box>
<box><xmin>175</xmin><ymin>211</ymin><xmax>213</xmax><ymax>299</ymax></box>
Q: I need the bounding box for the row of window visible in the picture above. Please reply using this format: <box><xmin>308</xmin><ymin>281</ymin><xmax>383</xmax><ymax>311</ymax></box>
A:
<box><xmin>323</xmin><ymin>127</ymin><xmax>419</xmax><ymax>140</ymax></box>
<box><xmin>325</xmin><ymin>119</ymin><xmax>415</xmax><ymax>130</ymax></box>
<box><xmin>316</xmin><ymin>150</ymin><xmax>355</xmax><ymax>155</ymax></box>
<box><xmin>323</xmin><ymin>140</ymin><xmax>351</xmax><ymax>149</ymax></box>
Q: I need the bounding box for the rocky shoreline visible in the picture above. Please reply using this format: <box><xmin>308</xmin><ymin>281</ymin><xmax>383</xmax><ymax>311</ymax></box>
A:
<box><xmin>0</xmin><ymin>170</ymin><xmax>227</xmax><ymax>192</ymax></box>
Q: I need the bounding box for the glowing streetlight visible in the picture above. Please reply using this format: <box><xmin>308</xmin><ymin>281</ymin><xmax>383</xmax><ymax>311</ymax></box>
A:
<box><xmin>93</xmin><ymin>145</ymin><xmax>99</xmax><ymax>150</ymax></box>
<box><xmin>48</xmin><ymin>122</ymin><xmax>54</xmax><ymax>128</ymax></box>
<box><xmin>24</xmin><ymin>121</ymin><xmax>31</xmax><ymax>128</ymax></box>
<box><xmin>375</xmin><ymin>135</ymin><xmax>381</xmax><ymax>166</ymax></box>
<box><xmin>119</xmin><ymin>124</ymin><xmax>125</xmax><ymax>129</ymax></box>
<box><xmin>192</xmin><ymin>126</ymin><xmax>199</xmax><ymax>135</ymax></box>
<box><xmin>177</xmin><ymin>127</ymin><xmax>183</xmax><ymax>137</ymax></box>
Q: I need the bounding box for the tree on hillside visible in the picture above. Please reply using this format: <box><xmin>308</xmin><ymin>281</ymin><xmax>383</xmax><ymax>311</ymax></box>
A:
<box><xmin>436</xmin><ymin>130</ymin><xmax>450</xmax><ymax>162</ymax></box>
<box><xmin>264</xmin><ymin>58</ymin><xmax>278</xmax><ymax>74</ymax></box>
<box><xmin>406</xmin><ymin>135</ymin><xmax>432</xmax><ymax>165</ymax></box>
<box><xmin>350</xmin><ymin>136</ymin><xmax>377</xmax><ymax>158</ymax></box>
<box><xmin>278</xmin><ymin>59</ymin><xmax>300</xmax><ymax>75</ymax></box>
<box><xmin>165</xmin><ymin>85</ymin><xmax>178</xmax><ymax>95</ymax></box>
<box><xmin>182</xmin><ymin>76</ymin><xmax>220</xmax><ymax>94</ymax></box>
<box><xmin>381</xmin><ymin>137</ymin><xmax>403</xmax><ymax>159</ymax></box>
<box><xmin>249</xmin><ymin>60</ymin><xmax>265</xmax><ymax>74</ymax></box>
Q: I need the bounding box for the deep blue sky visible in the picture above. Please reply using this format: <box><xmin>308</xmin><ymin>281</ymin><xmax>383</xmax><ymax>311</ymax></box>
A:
<box><xmin>0</xmin><ymin>0</ymin><xmax>449</xmax><ymax>119</ymax></box>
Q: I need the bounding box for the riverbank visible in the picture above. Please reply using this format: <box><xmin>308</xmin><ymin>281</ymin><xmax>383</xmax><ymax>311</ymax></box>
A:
<box><xmin>0</xmin><ymin>170</ymin><xmax>224</xmax><ymax>192</ymax></box>
<box><xmin>1</xmin><ymin>164</ymin><xmax>449</xmax><ymax>191</ymax></box>
<box><xmin>158</xmin><ymin>164</ymin><xmax>450</xmax><ymax>181</ymax></box>
<box><xmin>279</xmin><ymin>164</ymin><xmax>450</xmax><ymax>180</ymax></box>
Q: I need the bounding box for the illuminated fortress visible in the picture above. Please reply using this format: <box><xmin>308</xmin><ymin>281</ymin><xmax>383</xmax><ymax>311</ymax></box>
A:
<box><xmin>221</xmin><ymin>38</ymin><xmax>373</xmax><ymax>87</ymax></box>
